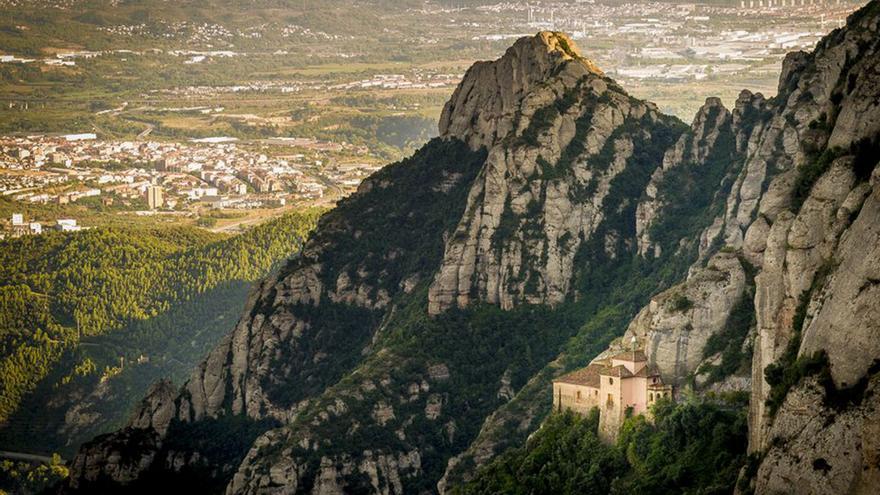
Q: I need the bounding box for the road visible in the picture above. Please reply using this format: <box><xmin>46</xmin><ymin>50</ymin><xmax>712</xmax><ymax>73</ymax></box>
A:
<box><xmin>209</xmin><ymin>213</ymin><xmax>276</xmax><ymax>233</ymax></box>
<box><xmin>137</xmin><ymin>123</ymin><xmax>155</xmax><ymax>140</ymax></box>
<box><xmin>0</xmin><ymin>450</ymin><xmax>63</xmax><ymax>465</ymax></box>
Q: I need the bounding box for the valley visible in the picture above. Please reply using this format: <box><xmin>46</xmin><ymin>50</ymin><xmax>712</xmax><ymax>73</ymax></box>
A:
<box><xmin>1</xmin><ymin>1</ymin><xmax>879</xmax><ymax>495</ymax></box>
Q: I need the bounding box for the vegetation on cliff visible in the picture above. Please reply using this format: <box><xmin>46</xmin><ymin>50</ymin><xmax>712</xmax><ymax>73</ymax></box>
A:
<box><xmin>459</xmin><ymin>399</ymin><xmax>748</xmax><ymax>495</ymax></box>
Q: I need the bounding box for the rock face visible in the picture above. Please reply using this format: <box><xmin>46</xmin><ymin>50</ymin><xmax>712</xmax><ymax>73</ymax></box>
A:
<box><xmin>439</xmin><ymin>32</ymin><xmax>603</xmax><ymax>151</ymax></box>
<box><xmin>62</xmin><ymin>136</ymin><xmax>488</xmax><ymax>492</ymax></box>
<box><xmin>661</xmin><ymin>4</ymin><xmax>880</xmax><ymax>493</ymax></box>
<box><xmin>429</xmin><ymin>33</ymin><xmax>685</xmax><ymax>314</ymax></box>
<box><xmin>61</xmin><ymin>7</ymin><xmax>880</xmax><ymax>494</ymax></box>
<box><xmin>65</xmin><ymin>427</ymin><xmax>162</xmax><ymax>491</ymax></box>
<box><xmin>621</xmin><ymin>252</ymin><xmax>747</xmax><ymax>386</ymax></box>
<box><xmin>743</xmin><ymin>161</ymin><xmax>880</xmax><ymax>494</ymax></box>
<box><xmin>635</xmin><ymin>97</ymin><xmax>733</xmax><ymax>258</ymax></box>
<box><xmin>752</xmin><ymin>374</ymin><xmax>880</xmax><ymax>495</ymax></box>
<box><xmin>718</xmin><ymin>4</ymin><xmax>880</xmax><ymax>462</ymax></box>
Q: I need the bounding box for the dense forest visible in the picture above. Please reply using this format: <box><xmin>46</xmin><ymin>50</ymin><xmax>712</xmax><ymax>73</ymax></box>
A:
<box><xmin>458</xmin><ymin>397</ymin><xmax>749</xmax><ymax>495</ymax></box>
<box><xmin>0</xmin><ymin>210</ymin><xmax>321</xmax><ymax>466</ymax></box>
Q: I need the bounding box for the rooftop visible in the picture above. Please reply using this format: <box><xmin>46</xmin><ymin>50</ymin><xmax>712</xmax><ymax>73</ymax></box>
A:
<box><xmin>553</xmin><ymin>363</ymin><xmax>604</xmax><ymax>388</ymax></box>
<box><xmin>602</xmin><ymin>364</ymin><xmax>634</xmax><ymax>378</ymax></box>
<box><xmin>611</xmin><ymin>349</ymin><xmax>648</xmax><ymax>363</ymax></box>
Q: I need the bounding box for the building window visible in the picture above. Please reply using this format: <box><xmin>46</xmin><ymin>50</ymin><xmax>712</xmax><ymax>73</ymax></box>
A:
<box><xmin>576</xmin><ymin>391</ymin><xmax>581</xmax><ymax>402</ymax></box>
<box><xmin>609</xmin><ymin>377</ymin><xmax>614</xmax><ymax>385</ymax></box>
<box><xmin>606</xmin><ymin>393</ymin><xmax>614</xmax><ymax>408</ymax></box>
<box><xmin>649</xmin><ymin>393</ymin><xmax>654</xmax><ymax>401</ymax></box>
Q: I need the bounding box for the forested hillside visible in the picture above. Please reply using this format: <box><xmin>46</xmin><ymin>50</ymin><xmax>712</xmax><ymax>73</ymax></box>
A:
<box><xmin>458</xmin><ymin>397</ymin><xmax>748</xmax><ymax>495</ymax></box>
<box><xmin>0</xmin><ymin>210</ymin><xmax>320</xmax><ymax>458</ymax></box>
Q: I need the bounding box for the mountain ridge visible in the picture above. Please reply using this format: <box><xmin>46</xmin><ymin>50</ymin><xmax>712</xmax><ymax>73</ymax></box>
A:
<box><xmin>58</xmin><ymin>3</ymin><xmax>880</xmax><ymax>492</ymax></box>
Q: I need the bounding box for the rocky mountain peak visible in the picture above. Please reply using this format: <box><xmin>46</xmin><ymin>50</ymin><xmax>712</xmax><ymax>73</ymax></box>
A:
<box><xmin>428</xmin><ymin>32</ymin><xmax>688</xmax><ymax>315</ymax></box>
<box><xmin>438</xmin><ymin>31</ymin><xmax>603</xmax><ymax>150</ymax></box>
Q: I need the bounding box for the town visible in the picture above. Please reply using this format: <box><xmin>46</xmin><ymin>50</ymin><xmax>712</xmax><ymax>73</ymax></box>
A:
<box><xmin>0</xmin><ymin>133</ymin><xmax>383</xmax><ymax>236</ymax></box>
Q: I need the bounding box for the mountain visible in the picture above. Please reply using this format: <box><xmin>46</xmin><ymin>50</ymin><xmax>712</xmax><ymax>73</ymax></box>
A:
<box><xmin>58</xmin><ymin>2</ymin><xmax>880</xmax><ymax>493</ymax></box>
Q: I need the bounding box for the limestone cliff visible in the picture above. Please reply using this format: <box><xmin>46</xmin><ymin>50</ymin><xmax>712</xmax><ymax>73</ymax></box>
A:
<box><xmin>437</xmin><ymin>92</ymin><xmax>752</xmax><ymax>488</ymax></box>
<box><xmin>429</xmin><ymin>33</ymin><xmax>684</xmax><ymax>314</ymax></box>
<box><xmin>621</xmin><ymin>251</ymin><xmax>748</xmax><ymax>388</ymax></box>
<box><xmin>635</xmin><ymin>97</ymin><xmax>733</xmax><ymax>258</ymax></box>
<box><xmin>62</xmin><ymin>137</ymin><xmax>488</xmax><ymax>492</ymax></box>
<box><xmin>698</xmin><ymin>1</ymin><xmax>880</xmax><ymax>468</ymax></box>
<box><xmin>439</xmin><ymin>31</ymin><xmax>603</xmax><ymax>151</ymax></box>
<box><xmin>440</xmin><ymin>5</ymin><xmax>880</xmax><ymax>492</ymax></box>
<box><xmin>639</xmin><ymin>3</ymin><xmax>880</xmax><ymax>492</ymax></box>
<box><xmin>60</xmin><ymin>8</ymin><xmax>880</xmax><ymax>494</ymax></box>
<box><xmin>750</xmin><ymin>165</ymin><xmax>880</xmax><ymax>494</ymax></box>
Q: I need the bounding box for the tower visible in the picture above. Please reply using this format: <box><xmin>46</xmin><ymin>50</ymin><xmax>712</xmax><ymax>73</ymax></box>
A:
<box><xmin>147</xmin><ymin>185</ymin><xmax>164</xmax><ymax>210</ymax></box>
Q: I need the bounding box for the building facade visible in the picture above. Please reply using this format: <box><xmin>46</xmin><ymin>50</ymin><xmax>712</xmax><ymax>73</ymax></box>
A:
<box><xmin>552</xmin><ymin>349</ymin><xmax>673</xmax><ymax>444</ymax></box>
<box><xmin>147</xmin><ymin>185</ymin><xmax>164</xmax><ymax>209</ymax></box>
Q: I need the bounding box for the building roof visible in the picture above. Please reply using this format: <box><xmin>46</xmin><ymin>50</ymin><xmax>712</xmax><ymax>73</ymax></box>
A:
<box><xmin>602</xmin><ymin>364</ymin><xmax>634</xmax><ymax>378</ymax></box>
<box><xmin>554</xmin><ymin>363</ymin><xmax>604</xmax><ymax>388</ymax></box>
<box><xmin>553</xmin><ymin>349</ymin><xmax>665</xmax><ymax>387</ymax></box>
<box><xmin>611</xmin><ymin>349</ymin><xmax>648</xmax><ymax>363</ymax></box>
<box><xmin>634</xmin><ymin>364</ymin><xmax>662</xmax><ymax>378</ymax></box>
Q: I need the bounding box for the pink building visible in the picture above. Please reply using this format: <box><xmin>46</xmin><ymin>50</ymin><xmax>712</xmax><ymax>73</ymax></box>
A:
<box><xmin>552</xmin><ymin>348</ymin><xmax>673</xmax><ymax>444</ymax></box>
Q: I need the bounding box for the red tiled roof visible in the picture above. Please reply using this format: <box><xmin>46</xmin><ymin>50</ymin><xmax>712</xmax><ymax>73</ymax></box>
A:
<box><xmin>554</xmin><ymin>363</ymin><xmax>604</xmax><ymax>388</ymax></box>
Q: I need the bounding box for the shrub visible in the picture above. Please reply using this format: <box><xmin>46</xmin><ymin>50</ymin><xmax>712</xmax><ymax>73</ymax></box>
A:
<box><xmin>520</xmin><ymin>105</ymin><xmax>559</xmax><ymax>147</ymax></box>
<box><xmin>764</xmin><ymin>350</ymin><xmax>829</xmax><ymax>417</ymax></box>
<box><xmin>763</xmin><ymin>260</ymin><xmax>835</xmax><ymax>417</ymax></box>
<box><xmin>698</xmin><ymin>276</ymin><xmax>756</xmax><ymax>386</ymax></box>
<box><xmin>668</xmin><ymin>293</ymin><xmax>694</xmax><ymax>312</ymax></box>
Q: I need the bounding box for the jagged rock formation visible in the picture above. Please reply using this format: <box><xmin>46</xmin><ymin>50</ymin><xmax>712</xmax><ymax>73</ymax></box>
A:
<box><xmin>636</xmin><ymin>97</ymin><xmax>733</xmax><ymax>258</ymax></box>
<box><xmin>621</xmin><ymin>251</ymin><xmax>747</xmax><ymax>387</ymax></box>
<box><xmin>681</xmin><ymin>3</ymin><xmax>880</xmax><ymax>475</ymax></box>
<box><xmin>62</xmin><ymin>137</ymin><xmax>489</xmax><ymax>492</ymax></box>
<box><xmin>442</xmin><ymin>5</ymin><xmax>880</xmax><ymax>491</ymax></box>
<box><xmin>429</xmin><ymin>52</ymin><xmax>751</xmax><ymax>491</ymax></box>
<box><xmin>428</xmin><ymin>32</ymin><xmax>683</xmax><ymax>314</ymax></box>
<box><xmin>439</xmin><ymin>31</ymin><xmax>603</xmax><ymax>151</ymax></box>
<box><xmin>61</xmin><ymin>6</ymin><xmax>880</xmax><ymax>494</ymax></box>
<box><xmin>654</xmin><ymin>4</ymin><xmax>880</xmax><ymax>493</ymax></box>
<box><xmin>745</xmin><ymin>160</ymin><xmax>880</xmax><ymax>493</ymax></box>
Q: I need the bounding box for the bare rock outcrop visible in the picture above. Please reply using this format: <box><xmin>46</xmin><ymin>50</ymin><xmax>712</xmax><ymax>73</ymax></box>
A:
<box><xmin>621</xmin><ymin>252</ymin><xmax>747</xmax><ymax>386</ymax></box>
<box><xmin>734</xmin><ymin>3</ymin><xmax>880</xmax><ymax>457</ymax></box>
<box><xmin>752</xmin><ymin>374</ymin><xmax>880</xmax><ymax>495</ymax></box>
<box><xmin>429</xmin><ymin>32</ymin><xmax>684</xmax><ymax>314</ymax></box>
<box><xmin>440</xmin><ymin>32</ymin><xmax>602</xmax><ymax>151</ymax></box>
<box><xmin>61</xmin><ymin>128</ymin><xmax>488</xmax><ymax>492</ymax></box>
<box><xmin>636</xmin><ymin>97</ymin><xmax>734</xmax><ymax>258</ymax></box>
<box><xmin>742</xmin><ymin>162</ymin><xmax>880</xmax><ymax>495</ymax></box>
<box><xmin>65</xmin><ymin>427</ymin><xmax>162</xmax><ymax>490</ymax></box>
